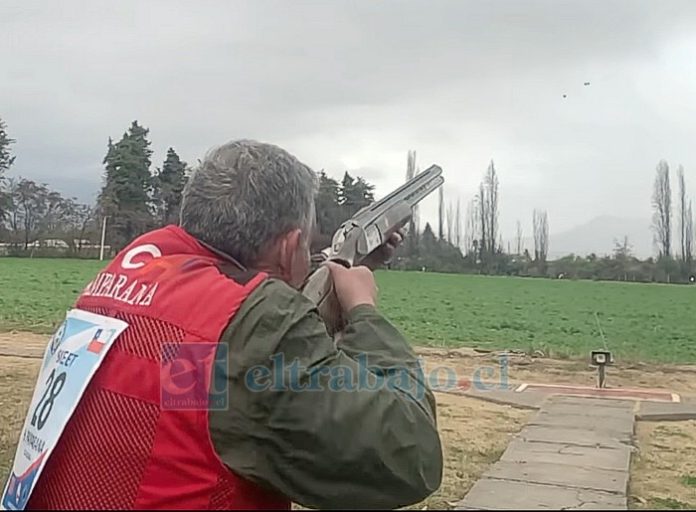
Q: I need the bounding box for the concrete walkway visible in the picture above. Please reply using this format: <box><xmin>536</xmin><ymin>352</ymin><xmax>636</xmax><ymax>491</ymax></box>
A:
<box><xmin>456</xmin><ymin>395</ymin><xmax>635</xmax><ymax>510</ymax></box>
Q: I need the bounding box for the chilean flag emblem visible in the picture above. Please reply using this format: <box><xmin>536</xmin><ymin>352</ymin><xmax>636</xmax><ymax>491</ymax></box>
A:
<box><xmin>87</xmin><ymin>329</ymin><xmax>105</xmax><ymax>354</ymax></box>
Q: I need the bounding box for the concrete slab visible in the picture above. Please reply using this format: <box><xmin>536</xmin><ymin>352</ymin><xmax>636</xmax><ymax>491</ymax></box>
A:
<box><xmin>517</xmin><ymin>425</ymin><xmax>631</xmax><ymax>448</ymax></box>
<box><xmin>539</xmin><ymin>402</ymin><xmax>635</xmax><ymax>418</ymax></box>
<box><xmin>530</xmin><ymin>410</ymin><xmax>635</xmax><ymax>435</ymax></box>
<box><xmin>456</xmin><ymin>479</ymin><xmax>627</xmax><ymax>510</ymax></box>
<box><xmin>500</xmin><ymin>439</ymin><xmax>632</xmax><ymax>472</ymax></box>
<box><xmin>520</xmin><ymin>383</ymin><xmax>676</xmax><ymax>402</ymax></box>
<box><xmin>456</xmin><ymin>391</ymin><xmax>638</xmax><ymax>510</ymax></box>
<box><xmin>484</xmin><ymin>460</ymin><xmax>628</xmax><ymax>494</ymax></box>
<box><xmin>546</xmin><ymin>396</ymin><xmax>635</xmax><ymax>410</ymax></box>
<box><xmin>637</xmin><ymin>401</ymin><xmax>696</xmax><ymax>421</ymax></box>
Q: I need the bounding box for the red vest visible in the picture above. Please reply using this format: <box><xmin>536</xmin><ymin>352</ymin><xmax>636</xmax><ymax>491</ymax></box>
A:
<box><xmin>27</xmin><ymin>226</ymin><xmax>291</xmax><ymax>510</ymax></box>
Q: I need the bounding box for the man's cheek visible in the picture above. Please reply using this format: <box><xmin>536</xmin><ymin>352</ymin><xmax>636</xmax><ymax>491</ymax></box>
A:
<box><xmin>300</xmin><ymin>251</ymin><xmax>311</xmax><ymax>281</ymax></box>
<box><xmin>290</xmin><ymin>249</ymin><xmax>310</xmax><ymax>289</ymax></box>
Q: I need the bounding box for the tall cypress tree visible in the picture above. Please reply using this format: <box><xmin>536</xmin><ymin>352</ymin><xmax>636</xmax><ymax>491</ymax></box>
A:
<box><xmin>153</xmin><ymin>147</ymin><xmax>188</xmax><ymax>225</ymax></box>
<box><xmin>339</xmin><ymin>172</ymin><xmax>374</xmax><ymax>218</ymax></box>
<box><xmin>316</xmin><ymin>171</ymin><xmax>341</xmax><ymax>234</ymax></box>
<box><xmin>98</xmin><ymin>121</ymin><xmax>154</xmax><ymax>250</ymax></box>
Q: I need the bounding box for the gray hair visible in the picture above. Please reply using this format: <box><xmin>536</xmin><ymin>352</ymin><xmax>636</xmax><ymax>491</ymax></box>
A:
<box><xmin>180</xmin><ymin>139</ymin><xmax>317</xmax><ymax>266</ymax></box>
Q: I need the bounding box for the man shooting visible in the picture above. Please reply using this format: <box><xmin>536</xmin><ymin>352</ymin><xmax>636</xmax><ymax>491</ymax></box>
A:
<box><xmin>12</xmin><ymin>140</ymin><xmax>443</xmax><ymax>510</ymax></box>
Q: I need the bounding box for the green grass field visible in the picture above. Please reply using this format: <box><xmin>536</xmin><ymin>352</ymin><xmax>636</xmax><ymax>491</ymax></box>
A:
<box><xmin>377</xmin><ymin>271</ymin><xmax>696</xmax><ymax>363</ymax></box>
<box><xmin>0</xmin><ymin>258</ymin><xmax>106</xmax><ymax>333</ymax></box>
<box><xmin>1</xmin><ymin>258</ymin><xmax>695</xmax><ymax>363</ymax></box>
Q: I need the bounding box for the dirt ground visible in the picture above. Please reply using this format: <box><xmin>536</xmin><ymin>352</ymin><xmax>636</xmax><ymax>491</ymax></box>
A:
<box><xmin>630</xmin><ymin>421</ymin><xmax>696</xmax><ymax>509</ymax></box>
<box><xmin>0</xmin><ymin>355</ymin><xmax>40</xmax><ymax>478</ymax></box>
<box><xmin>416</xmin><ymin>347</ymin><xmax>696</xmax><ymax>397</ymax></box>
<box><xmin>0</xmin><ymin>331</ymin><xmax>49</xmax><ymax>359</ymax></box>
<box><xmin>5</xmin><ymin>333</ymin><xmax>696</xmax><ymax>395</ymax></box>
<box><xmin>4</xmin><ymin>332</ymin><xmax>696</xmax><ymax>509</ymax></box>
<box><xmin>411</xmin><ymin>392</ymin><xmax>529</xmax><ymax>509</ymax></box>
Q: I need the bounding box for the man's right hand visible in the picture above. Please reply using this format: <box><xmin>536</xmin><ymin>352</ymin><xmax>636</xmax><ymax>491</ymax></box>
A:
<box><xmin>326</xmin><ymin>263</ymin><xmax>377</xmax><ymax>313</ymax></box>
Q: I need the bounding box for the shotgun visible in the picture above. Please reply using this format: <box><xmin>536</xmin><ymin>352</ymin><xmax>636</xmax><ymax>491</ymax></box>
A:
<box><xmin>302</xmin><ymin>164</ymin><xmax>444</xmax><ymax>334</ymax></box>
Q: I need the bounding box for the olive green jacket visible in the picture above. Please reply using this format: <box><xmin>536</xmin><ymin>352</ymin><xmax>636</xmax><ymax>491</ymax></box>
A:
<box><xmin>208</xmin><ymin>276</ymin><xmax>443</xmax><ymax>509</ymax></box>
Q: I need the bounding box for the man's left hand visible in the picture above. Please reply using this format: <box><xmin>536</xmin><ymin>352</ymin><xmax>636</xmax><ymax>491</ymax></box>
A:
<box><xmin>362</xmin><ymin>229</ymin><xmax>404</xmax><ymax>270</ymax></box>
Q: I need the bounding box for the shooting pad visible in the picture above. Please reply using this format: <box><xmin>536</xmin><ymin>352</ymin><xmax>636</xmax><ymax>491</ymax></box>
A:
<box><xmin>515</xmin><ymin>382</ymin><xmax>679</xmax><ymax>402</ymax></box>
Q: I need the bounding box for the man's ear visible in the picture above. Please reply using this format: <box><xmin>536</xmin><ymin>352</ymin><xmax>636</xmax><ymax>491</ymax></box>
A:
<box><xmin>278</xmin><ymin>229</ymin><xmax>303</xmax><ymax>277</ymax></box>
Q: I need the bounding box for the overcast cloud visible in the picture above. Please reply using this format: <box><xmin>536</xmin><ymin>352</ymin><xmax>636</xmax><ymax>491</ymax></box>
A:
<box><xmin>3</xmin><ymin>0</ymin><xmax>696</xmax><ymax>255</ymax></box>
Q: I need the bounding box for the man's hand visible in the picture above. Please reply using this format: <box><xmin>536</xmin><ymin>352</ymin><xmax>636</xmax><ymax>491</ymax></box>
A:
<box><xmin>326</xmin><ymin>263</ymin><xmax>377</xmax><ymax>313</ymax></box>
<box><xmin>362</xmin><ymin>229</ymin><xmax>405</xmax><ymax>270</ymax></box>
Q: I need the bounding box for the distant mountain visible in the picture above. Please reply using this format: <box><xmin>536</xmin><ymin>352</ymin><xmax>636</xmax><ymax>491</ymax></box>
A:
<box><xmin>547</xmin><ymin>216</ymin><xmax>654</xmax><ymax>259</ymax></box>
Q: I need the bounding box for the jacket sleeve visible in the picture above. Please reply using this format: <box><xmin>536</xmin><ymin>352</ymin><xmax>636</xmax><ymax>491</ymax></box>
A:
<box><xmin>208</xmin><ymin>278</ymin><xmax>443</xmax><ymax>510</ymax></box>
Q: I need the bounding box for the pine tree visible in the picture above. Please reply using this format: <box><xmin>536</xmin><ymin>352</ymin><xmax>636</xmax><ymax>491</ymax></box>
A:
<box><xmin>98</xmin><ymin>121</ymin><xmax>154</xmax><ymax>250</ymax></box>
<box><xmin>316</xmin><ymin>171</ymin><xmax>342</xmax><ymax>235</ymax></box>
<box><xmin>421</xmin><ymin>222</ymin><xmax>438</xmax><ymax>250</ymax></box>
<box><xmin>153</xmin><ymin>147</ymin><xmax>188</xmax><ymax>225</ymax></box>
<box><xmin>339</xmin><ymin>172</ymin><xmax>374</xmax><ymax>217</ymax></box>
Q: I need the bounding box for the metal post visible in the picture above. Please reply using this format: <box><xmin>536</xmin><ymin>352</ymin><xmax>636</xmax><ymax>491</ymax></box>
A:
<box><xmin>99</xmin><ymin>216</ymin><xmax>107</xmax><ymax>261</ymax></box>
<box><xmin>598</xmin><ymin>364</ymin><xmax>606</xmax><ymax>389</ymax></box>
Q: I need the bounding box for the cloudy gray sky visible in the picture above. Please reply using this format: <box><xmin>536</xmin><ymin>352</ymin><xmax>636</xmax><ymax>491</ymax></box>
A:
<box><xmin>3</xmin><ymin>0</ymin><xmax>696</xmax><ymax>255</ymax></box>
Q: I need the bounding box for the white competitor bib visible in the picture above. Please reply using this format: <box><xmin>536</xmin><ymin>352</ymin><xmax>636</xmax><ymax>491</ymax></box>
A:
<box><xmin>1</xmin><ymin>309</ymin><xmax>128</xmax><ymax>511</ymax></box>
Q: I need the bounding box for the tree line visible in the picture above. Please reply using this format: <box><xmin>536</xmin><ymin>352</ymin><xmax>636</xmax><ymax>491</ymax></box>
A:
<box><xmin>1</xmin><ymin>119</ymin><xmax>96</xmax><ymax>253</ymax></box>
<box><xmin>99</xmin><ymin>121</ymin><xmax>188</xmax><ymax>250</ymax></box>
<box><xmin>0</xmin><ymin>118</ymin><xmax>188</xmax><ymax>256</ymax></box>
<box><xmin>391</xmin><ymin>154</ymin><xmax>551</xmax><ymax>276</ymax></box>
<box><xmin>1</xmin><ymin>115</ymin><xmax>694</xmax><ymax>283</ymax></box>
<box><xmin>392</xmin><ymin>152</ymin><xmax>695</xmax><ymax>284</ymax></box>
